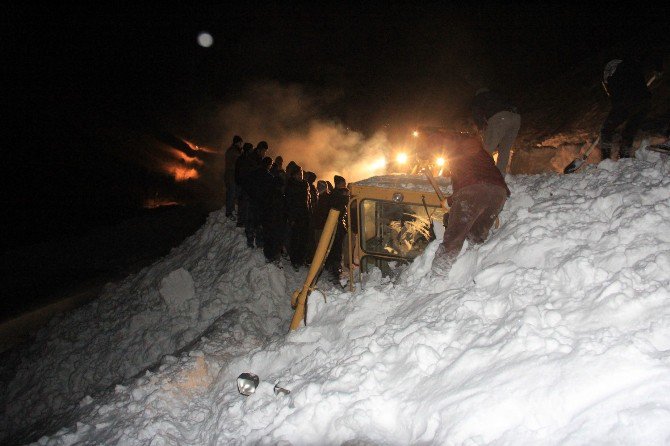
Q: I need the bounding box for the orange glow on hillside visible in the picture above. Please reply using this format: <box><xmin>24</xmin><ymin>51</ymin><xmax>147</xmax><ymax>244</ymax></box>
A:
<box><xmin>169</xmin><ymin>148</ymin><xmax>204</xmax><ymax>165</ymax></box>
<box><xmin>183</xmin><ymin>139</ymin><xmax>217</xmax><ymax>153</ymax></box>
<box><xmin>165</xmin><ymin>165</ymin><xmax>199</xmax><ymax>181</ymax></box>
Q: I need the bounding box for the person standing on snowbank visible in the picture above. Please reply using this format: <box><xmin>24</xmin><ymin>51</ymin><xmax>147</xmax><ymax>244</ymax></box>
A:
<box><xmin>224</xmin><ymin>135</ymin><xmax>243</xmax><ymax>220</ymax></box>
<box><xmin>600</xmin><ymin>53</ymin><xmax>664</xmax><ymax>159</ymax></box>
<box><xmin>234</xmin><ymin>143</ymin><xmax>254</xmax><ymax>227</ymax></box>
<box><xmin>284</xmin><ymin>165</ymin><xmax>311</xmax><ymax>270</ymax></box>
<box><xmin>471</xmin><ymin>88</ymin><xmax>520</xmax><ymax>174</ymax></box>
<box><xmin>432</xmin><ymin>130</ymin><xmax>510</xmax><ymax>277</ymax></box>
<box><xmin>325</xmin><ymin>175</ymin><xmax>350</xmax><ymax>284</ymax></box>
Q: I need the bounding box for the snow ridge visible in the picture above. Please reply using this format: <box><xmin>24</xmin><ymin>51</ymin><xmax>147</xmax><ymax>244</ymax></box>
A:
<box><xmin>6</xmin><ymin>149</ymin><xmax>670</xmax><ymax>445</ymax></box>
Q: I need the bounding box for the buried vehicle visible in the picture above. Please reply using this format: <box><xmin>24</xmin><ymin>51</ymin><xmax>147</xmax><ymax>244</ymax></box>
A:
<box><xmin>290</xmin><ymin>172</ymin><xmax>450</xmax><ymax>330</ymax></box>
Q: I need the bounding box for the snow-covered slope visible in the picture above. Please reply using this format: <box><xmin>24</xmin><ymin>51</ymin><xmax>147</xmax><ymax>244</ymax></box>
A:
<box><xmin>5</xmin><ymin>148</ymin><xmax>670</xmax><ymax>445</ymax></box>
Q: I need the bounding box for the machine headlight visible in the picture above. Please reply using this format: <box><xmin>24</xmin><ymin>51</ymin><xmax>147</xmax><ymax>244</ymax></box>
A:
<box><xmin>392</xmin><ymin>192</ymin><xmax>404</xmax><ymax>203</ymax></box>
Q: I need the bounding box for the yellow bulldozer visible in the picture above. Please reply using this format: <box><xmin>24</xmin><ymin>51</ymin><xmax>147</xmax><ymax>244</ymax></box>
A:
<box><xmin>290</xmin><ymin>171</ymin><xmax>450</xmax><ymax>330</ymax></box>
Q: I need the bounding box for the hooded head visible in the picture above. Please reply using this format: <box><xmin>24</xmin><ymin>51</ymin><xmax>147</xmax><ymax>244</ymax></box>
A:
<box><xmin>233</xmin><ymin>135</ymin><xmax>243</xmax><ymax>144</ymax></box>
<box><xmin>305</xmin><ymin>171</ymin><xmax>317</xmax><ymax>183</ymax></box>
<box><xmin>256</xmin><ymin>141</ymin><xmax>269</xmax><ymax>151</ymax></box>
<box><xmin>334</xmin><ymin>175</ymin><xmax>346</xmax><ymax>188</ymax></box>
<box><xmin>242</xmin><ymin>142</ymin><xmax>253</xmax><ymax>154</ymax></box>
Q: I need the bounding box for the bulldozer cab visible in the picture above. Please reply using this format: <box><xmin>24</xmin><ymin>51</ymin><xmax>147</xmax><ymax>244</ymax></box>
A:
<box><xmin>346</xmin><ymin>174</ymin><xmax>450</xmax><ymax>285</ymax></box>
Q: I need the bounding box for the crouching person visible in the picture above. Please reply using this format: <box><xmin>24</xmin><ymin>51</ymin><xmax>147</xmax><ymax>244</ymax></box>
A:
<box><xmin>432</xmin><ymin>130</ymin><xmax>510</xmax><ymax>277</ymax></box>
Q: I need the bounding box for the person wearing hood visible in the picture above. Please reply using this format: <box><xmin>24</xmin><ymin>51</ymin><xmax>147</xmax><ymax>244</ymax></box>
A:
<box><xmin>224</xmin><ymin>135</ymin><xmax>243</xmax><ymax>220</ymax></box>
<box><xmin>471</xmin><ymin>87</ymin><xmax>520</xmax><ymax>174</ymax></box>
<box><xmin>600</xmin><ymin>52</ymin><xmax>664</xmax><ymax>159</ymax></box>
<box><xmin>431</xmin><ymin>127</ymin><xmax>510</xmax><ymax>277</ymax></box>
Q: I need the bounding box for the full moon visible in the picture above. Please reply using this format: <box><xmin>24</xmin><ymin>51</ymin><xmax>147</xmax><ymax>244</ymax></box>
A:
<box><xmin>197</xmin><ymin>32</ymin><xmax>213</xmax><ymax>48</ymax></box>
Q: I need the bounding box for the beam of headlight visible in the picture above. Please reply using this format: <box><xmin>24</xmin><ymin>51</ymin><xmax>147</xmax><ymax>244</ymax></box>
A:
<box><xmin>396</xmin><ymin>153</ymin><xmax>408</xmax><ymax>164</ymax></box>
<box><xmin>412</xmin><ymin>130</ymin><xmax>419</xmax><ymax>137</ymax></box>
<box><xmin>370</xmin><ymin>157</ymin><xmax>387</xmax><ymax>171</ymax></box>
<box><xmin>436</xmin><ymin>157</ymin><xmax>445</xmax><ymax>166</ymax></box>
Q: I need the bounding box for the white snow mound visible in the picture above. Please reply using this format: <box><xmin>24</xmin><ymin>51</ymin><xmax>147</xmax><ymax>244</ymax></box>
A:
<box><xmin>4</xmin><ymin>151</ymin><xmax>670</xmax><ymax>445</ymax></box>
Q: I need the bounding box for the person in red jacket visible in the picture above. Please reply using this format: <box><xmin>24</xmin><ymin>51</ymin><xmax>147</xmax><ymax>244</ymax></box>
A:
<box><xmin>432</xmin><ymin>129</ymin><xmax>510</xmax><ymax>277</ymax></box>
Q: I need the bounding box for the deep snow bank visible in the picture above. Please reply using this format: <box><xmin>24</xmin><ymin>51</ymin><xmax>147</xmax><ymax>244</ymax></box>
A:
<box><xmin>0</xmin><ymin>211</ymin><xmax>298</xmax><ymax>443</ymax></box>
<box><xmin>7</xmin><ymin>148</ymin><xmax>670</xmax><ymax>445</ymax></box>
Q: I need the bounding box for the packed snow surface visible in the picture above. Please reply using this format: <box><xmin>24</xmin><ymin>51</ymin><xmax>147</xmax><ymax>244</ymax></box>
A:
<box><xmin>3</xmin><ymin>147</ymin><xmax>670</xmax><ymax>445</ymax></box>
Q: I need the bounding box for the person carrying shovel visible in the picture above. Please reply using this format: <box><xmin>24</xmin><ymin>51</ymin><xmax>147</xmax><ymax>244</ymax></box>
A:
<box><xmin>599</xmin><ymin>51</ymin><xmax>664</xmax><ymax>160</ymax></box>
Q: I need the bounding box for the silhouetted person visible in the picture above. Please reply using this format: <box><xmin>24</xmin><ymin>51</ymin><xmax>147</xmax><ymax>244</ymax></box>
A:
<box><xmin>245</xmin><ymin>156</ymin><xmax>274</xmax><ymax>248</ymax></box>
<box><xmin>313</xmin><ymin>180</ymin><xmax>330</xmax><ymax>245</ymax></box>
<box><xmin>270</xmin><ymin>156</ymin><xmax>286</xmax><ymax>182</ymax></box>
<box><xmin>250</xmin><ymin>141</ymin><xmax>269</xmax><ymax>166</ymax></box>
<box><xmin>325</xmin><ymin>175</ymin><xmax>349</xmax><ymax>284</ymax></box>
<box><xmin>471</xmin><ymin>88</ymin><xmax>520</xmax><ymax>173</ymax></box>
<box><xmin>262</xmin><ymin>176</ymin><xmax>286</xmax><ymax>265</ymax></box>
<box><xmin>224</xmin><ymin>135</ymin><xmax>243</xmax><ymax>219</ymax></box>
<box><xmin>234</xmin><ymin>143</ymin><xmax>254</xmax><ymax>227</ymax></box>
<box><xmin>600</xmin><ymin>52</ymin><xmax>664</xmax><ymax>159</ymax></box>
<box><xmin>304</xmin><ymin>171</ymin><xmax>318</xmax><ymax>263</ymax></box>
<box><xmin>284</xmin><ymin>165</ymin><xmax>311</xmax><ymax>270</ymax></box>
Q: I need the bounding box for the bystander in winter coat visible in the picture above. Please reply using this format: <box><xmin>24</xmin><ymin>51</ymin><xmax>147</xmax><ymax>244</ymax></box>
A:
<box><xmin>234</xmin><ymin>143</ymin><xmax>255</xmax><ymax>227</ymax></box>
<box><xmin>471</xmin><ymin>88</ymin><xmax>520</xmax><ymax>173</ymax></box>
<box><xmin>284</xmin><ymin>166</ymin><xmax>311</xmax><ymax>270</ymax></box>
<box><xmin>224</xmin><ymin>135</ymin><xmax>243</xmax><ymax>218</ymax></box>
<box><xmin>600</xmin><ymin>53</ymin><xmax>664</xmax><ymax>159</ymax></box>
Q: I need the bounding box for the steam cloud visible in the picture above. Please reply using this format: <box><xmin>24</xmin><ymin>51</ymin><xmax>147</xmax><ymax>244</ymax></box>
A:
<box><xmin>217</xmin><ymin>81</ymin><xmax>391</xmax><ymax>184</ymax></box>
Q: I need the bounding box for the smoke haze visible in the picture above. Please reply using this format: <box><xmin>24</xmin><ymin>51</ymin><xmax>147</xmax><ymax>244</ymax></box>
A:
<box><xmin>217</xmin><ymin>81</ymin><xmax>392</xmax><ymax>184</ymax></box>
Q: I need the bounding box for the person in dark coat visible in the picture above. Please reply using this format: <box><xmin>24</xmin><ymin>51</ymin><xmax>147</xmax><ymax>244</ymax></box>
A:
<box><xmin>250</xmin><ymin>141</ymin><xmax>269</xmax><ymax>166</ymax></box>
<box><xmin>234</xmin><ymin>143</ymin><xmax>254</xmax><ymax>227</ymax></box>
<box><xmin>284</xmin><ymin>165</ymin><xmax>311</xmax><ymax>270</ymax></box>
<box><xmin>325</xmin><ymin>175</ymin><xmax>350</xmax><ymax>284</ymax></box>
<box><xmin>312</xmin><ymin>180</ymin><xmax>330</xmax><ymax>247</ymax></box>
<box><xmin>471</xmin><ymin>88</ymin><xmax>520</xmax><ymax>173</ymax></box>
<box><xmin>600</xmin><ymin>53</ymin><xmax>664</xmax><ymax>159</ymax></box>
<box><xmin>245</xmin><ymin>156</ymin><xmax>274</xmax><ymax>248</ymax></box>
<box><xmin>224</xmin><ymin>135</ymin><xmax>243</xmax><ymax>219</ymax></box>
<box><xmin>270</xmin><ymin>156</ymin><xmax>286</xmax><ymax>180</ymax></box>
<box><xmin>304</xmin><ymin>171</ymin><xmax>319</xmax><ymax>263</ymax></box>
<box><xmin>262</xmin><ymin>175</ymin><xmax>286</xmax><ymax>265</ymax></box>
<box><xmin>431</xmin><ymin>130</ymin><xmax>510</xmax><ymax>277</ymax></box>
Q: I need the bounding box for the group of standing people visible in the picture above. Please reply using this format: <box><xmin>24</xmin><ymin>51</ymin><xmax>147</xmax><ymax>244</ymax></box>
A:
<box><xmin>223</xmin><ymin>136</ymin><xmax>350</xmax><ymax>283</ymax></box>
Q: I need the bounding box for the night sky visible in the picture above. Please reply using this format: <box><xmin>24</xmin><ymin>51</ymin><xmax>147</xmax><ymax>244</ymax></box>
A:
<box><xmin>3</xmin><ymin>3</ymin><xmax>669</xmax><ymax>249</ymax></box>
